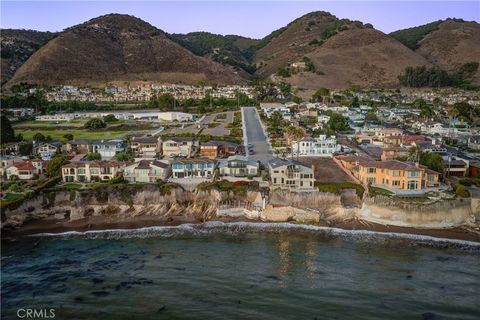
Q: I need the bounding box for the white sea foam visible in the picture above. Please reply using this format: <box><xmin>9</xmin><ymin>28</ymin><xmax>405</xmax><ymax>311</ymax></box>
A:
<box><xmin>29</xmin><ymin>221</ymin><xmax>480</xmax><ymax>250</ymax></box>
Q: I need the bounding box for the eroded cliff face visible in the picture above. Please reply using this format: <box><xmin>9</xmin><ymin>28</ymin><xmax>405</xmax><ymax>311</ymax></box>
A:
<box><xmin>1</xmin><ymin>185</ymin><xmax>477</xmax><ymax>230</ymax></box>
<box><xmin>1</xmin><ymin>185</ymin><xmax>234</xmax><ymax>229</ymax></box>
<box><xmin>360</xmin><ymin>196</ymin><xmax>477</xmax><ymax>228</ymax></box>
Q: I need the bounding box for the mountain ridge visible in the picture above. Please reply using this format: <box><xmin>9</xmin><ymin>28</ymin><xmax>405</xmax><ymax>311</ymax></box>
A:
<box><xmin>2</xmin><ymin>12</ymin><xmax>479</xmax><ymax>88</ymax></box>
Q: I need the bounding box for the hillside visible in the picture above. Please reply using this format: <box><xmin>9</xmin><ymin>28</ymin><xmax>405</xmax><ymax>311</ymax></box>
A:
<box><xmin>280</xmin><ymin>28</ymin><xmax>430</xmax><ymax>89</ymax></box>
<box><xmin>389</xmin><ymin>20</ymin><xmax>446</xmax><ymax>50</ymax></box>
<box><xmin>169</xmin><ymin>32</ymin><xmax>258</xmax><ymax>76</ymax></box>
<box><xmin>1</xmin><ymin>29</ymin><xmax>57</xmax><ymax>84</ymax></box>
<box><xmin>253</xmin><ymin>11</ymin><xmax>373</xmax><ymax>78</ymax></box>
<box><xmin>415</xmin><ymin>20</ymin><xmax>480</xmax><ymax>83</ymax></box>
<box><xmin>7</xmin><ymin>14</ymin><xmax>244</xmax><ymax>87</ymax></box>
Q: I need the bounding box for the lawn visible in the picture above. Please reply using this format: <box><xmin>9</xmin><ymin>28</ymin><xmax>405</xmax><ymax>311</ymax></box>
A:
<box><xmin>315</xmin><ymin>181</ymin><xmax>365</xmax><ymax>198</ymax></box>
<box><xmin>16</xmin><ymin>129</ymin><xmax>133</xmax><ymax>141</ymax></box>
<box><xmin>2</xmin><ymin>192</ymin><xmax>25</xmax><ymax>201</ymax></box>
<box><xmin>56</xmin><ymin>183</ymin><xmax>83</xmax><ymax>190</ymax></box>
<box><xmin>368</xmin><ymin>186</ymin><xmax>394</xmax><ymax>196</ymax></box>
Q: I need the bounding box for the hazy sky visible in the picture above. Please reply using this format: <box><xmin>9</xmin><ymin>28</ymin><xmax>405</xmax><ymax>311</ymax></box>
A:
<box><xmin>1</xmin><ymin>1</ymin><xmax>479</xmax><ymax>38</ymax></box>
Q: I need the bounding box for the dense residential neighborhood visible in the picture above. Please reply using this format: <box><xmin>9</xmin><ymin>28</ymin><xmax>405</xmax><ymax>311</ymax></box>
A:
<box><xmin>2</xmin><ymin>84</ymin><xmax>480</xmax><ymax>209</ymax></box>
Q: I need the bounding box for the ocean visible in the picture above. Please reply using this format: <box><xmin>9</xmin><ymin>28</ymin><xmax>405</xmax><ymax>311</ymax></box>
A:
<box><xmin>2</xmin><ymin>222</ymin><xmax>479</xmax><ymax>320</ymax></box>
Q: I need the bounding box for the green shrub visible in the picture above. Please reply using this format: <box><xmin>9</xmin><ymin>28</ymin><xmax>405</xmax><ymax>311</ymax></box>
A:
<box><xmin>315</xmin><ymin>182</ymin><xmax>365</xmax><ymax>198</ymax></box>
<box><xmin>454</xmin><ymin>183</ymin><xmax>470</xmax><ymax>198</ymax></box>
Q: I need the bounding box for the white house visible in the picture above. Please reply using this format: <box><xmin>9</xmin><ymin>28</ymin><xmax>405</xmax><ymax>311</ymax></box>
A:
<box><xmin>291</xmin><ymin>135</ymin><xmax>336</xmax><ymax>157</ymax></box>
<box><xmin>268</xmin><ymin>158</ymin><xmax>315</xmax><ymax>192</ymax></box>
<box><xmin>218</xmin><ymin>155</ymin><xmax>259</xmax><ymax>177</ymax></box>
<box><xmin>123</xmin><ymin>160</ymin><xmax>170</xmax><ymax>183</ymax></box>
<box><xmin>34</xmin><ymin>141</ymin><xmax>63</xmax><ymax>160</ymax></box>
<box><xmin>5</xmin><ymin>160</ymin><xmax>45</xmax><ymax>180</ymax></box>
<box><xmin>92</xmin><ymin>139</ymin><xmax>127</xmax><ymax>160</ymax></box>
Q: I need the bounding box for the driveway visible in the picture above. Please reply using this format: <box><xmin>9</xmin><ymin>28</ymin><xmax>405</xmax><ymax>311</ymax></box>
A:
<box><xmin>242</xmin><ymin>107</ymin><xmax>274</xmax><ymax>166</ymax></box>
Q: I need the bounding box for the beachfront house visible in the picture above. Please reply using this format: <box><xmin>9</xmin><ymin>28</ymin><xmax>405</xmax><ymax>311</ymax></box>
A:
<box><xmin>218</xmin><ymin>155</ymin><xmax>259</xmax><ymax>177</ymax></box>
<box><xmin>123</xmin><ymin>160</ymin><xmax>170</xmax><ymax>183</ymax></box>
<box><xmin>267</xmin><ymin>158</ymin><xmax>315</xmax><ymax>192</ymax></box>
<box><xmin>61</xmin><ymin>161</ymin><xmax>125</xmax><ymax>183</ymax></box>
<box><xmin>170</xmin><ymin>158</ymin><xmax>216</xmax><ymax>179</ymax></box>
<box><xmin>354</xmin><ymin>160</ymin><xmax>440</xmax><ymax>192</ymax></box>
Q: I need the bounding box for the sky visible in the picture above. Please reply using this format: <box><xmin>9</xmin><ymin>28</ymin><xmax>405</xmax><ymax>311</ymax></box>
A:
<box><xmin>1</xmin><ymin>1</ymin><xmax>479</xmax><ymax>39</ymax></box>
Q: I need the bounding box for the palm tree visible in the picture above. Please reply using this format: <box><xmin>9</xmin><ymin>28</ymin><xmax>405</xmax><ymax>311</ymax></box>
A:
<box><xmin>408</xmin><ymin>145</ymin><xmax>422</xmax><ymax>162</ymax></box>
<box><xmin>285</xmin><ymin>125</ymin><xmax>305</xmax><ymax>160</ymax></box>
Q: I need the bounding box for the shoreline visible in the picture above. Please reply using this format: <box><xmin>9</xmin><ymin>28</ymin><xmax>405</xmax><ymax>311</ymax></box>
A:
<box><xmin>3</xmin><ymin>215</ymin><xmax>480</xmax><ymax>243</ymax></box>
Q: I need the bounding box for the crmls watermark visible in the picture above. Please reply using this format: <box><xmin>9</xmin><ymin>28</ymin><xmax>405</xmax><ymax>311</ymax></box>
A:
<box><xmin>17</xmin><ymin>308</ymin><xmax>55</xmax><ymax>319</ymax></box>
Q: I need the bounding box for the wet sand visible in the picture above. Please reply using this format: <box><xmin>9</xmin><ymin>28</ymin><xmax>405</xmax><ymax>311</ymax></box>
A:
<box><xmin>3</xmin><ymin>215</ymin><xmax>480</xmax><ymax>243</ymax></box>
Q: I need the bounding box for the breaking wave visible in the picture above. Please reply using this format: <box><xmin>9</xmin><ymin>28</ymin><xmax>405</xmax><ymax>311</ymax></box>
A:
<box><xmin>30</xmin><ymin>221</ymin><xmax>480</xmax><ymax>251</ymax></box>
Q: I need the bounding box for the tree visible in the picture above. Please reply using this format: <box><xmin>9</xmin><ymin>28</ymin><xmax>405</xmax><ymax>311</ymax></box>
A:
<box><xmin>63</xmin><ymin>134</ymin><xmax>74</xmax><ymax>141</ymax></box>
<box><xmin>365</xmin><ymin>112</ymin><xmax>380</xmax><ymax>123</ymax></box>
<box><xmin>84</xmin><ymin>118</ymin><xmax>106</xmax><ymax>130</ymax></box>
<box><xmin>1</xmin><ymin>116</ymin><xmax>16</xmax><ymax>144</ymax></box>
<box><xmin>46</xmin><ymin>156</ymin><xmax>69</xmax><ymax>177</ymax></box>
<box><xmin>408</xmin><ymin>145</ymin><xmax>422</xmax><ymax>162</ymax></box>
<box><xmin>292</xmin><ymin>96</ymin><xmax>303</xmax><ymax>104</ymax></box>
<box><xmin>285</xmin><ymin>125</ymin><xmax>305</xmax><ymax>160</ymax></box>
<box><xmin>351</xmin><ymin>96</ymin><xmax>360</xmax><ymax>108</ymax></box>
<box><xmin>277</xmin><ymin>67</ymin><xmax>290</xmax><ymax>78</ymax></box>
<box><xmin>115</xmin><ymin>151</ymin><xmax>133</xmax><ymax>162</ymax></box>
<box><xmin>311</xmin><ymin>88</ymin><xmax>330</xmax><ymax>102</ymax></box>
<box><xmin>157</xmin><ymin>94</ymin><xmax>176</xmax><ymax>111</ymax></box>
<box><xmin>19</xmin><ymin>142</ymin><xmax>33</xmax><ymax>156</ymax></box>
<box><xmin>302</xmin><ymin>56</ymin><xmax>315</xmax><ymax>72</ymax></box>
<box><xmin>277</xmin><ymin>82</ymin><xmax>291</xmax><ymax>99</ymax></box>
<box><xmin>197</xmin><ymin>105</ymin><xmax>206</xmax><ymax>114</ymax></box>
<box><xmin>33</xmin><ymin>132</ymin><xmax>47</xmax><ymax>142</ymax></box>
<box><xmin>103</xmin><ymin>114</ymin><xmax>118</xmax><ymax>123</ymax></box>
<box><xmin>328</xmin><ymin>113</ymin><xmax>348</xmax><ymax>132</ymax></box>
<box><xmin>87</xmin><ymin>152</ymin><xmax>101</xmax><ymax>161</ymax></box>
<box><xmin>419</xmin><ymin>152</ymin><xmax>444</xmax><ymax>173</ymax></box>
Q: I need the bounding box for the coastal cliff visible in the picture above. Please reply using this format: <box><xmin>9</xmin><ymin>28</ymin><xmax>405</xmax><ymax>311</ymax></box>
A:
<box><xmin>1</xmin><ymin>185</ymin><xmax>478</xmax><ymax>236</ymax></box>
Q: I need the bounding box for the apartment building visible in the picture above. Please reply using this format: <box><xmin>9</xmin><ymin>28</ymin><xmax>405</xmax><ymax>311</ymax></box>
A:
<box><xmin>291</xmin><ymin>135</ymin><xmax>336</xmax><ymax>157</ymax></box>
<box><xmin>268</xmin><ymin>158</ymin><xmax>315</xmax><ymax>192</ymax></box>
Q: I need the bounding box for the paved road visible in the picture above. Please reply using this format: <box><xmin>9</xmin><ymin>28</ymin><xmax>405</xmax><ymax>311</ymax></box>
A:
<box><xmin>242</xmin><ymin>107</ymin><xmax>274</xmax><ymax>165</ymax></box>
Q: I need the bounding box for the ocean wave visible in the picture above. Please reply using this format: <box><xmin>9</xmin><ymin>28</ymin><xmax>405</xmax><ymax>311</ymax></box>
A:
<box><xmin>30</xmin><ymin>221</ymin><xmax>480</xmax><ymax>251</ymax></box>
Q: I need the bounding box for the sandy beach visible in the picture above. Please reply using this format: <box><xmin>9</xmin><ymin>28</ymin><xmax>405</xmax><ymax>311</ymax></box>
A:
<box><xmin>4</xmin><ymin>215</ymin><xmax>480</xmax><ymax>243</ymax></box>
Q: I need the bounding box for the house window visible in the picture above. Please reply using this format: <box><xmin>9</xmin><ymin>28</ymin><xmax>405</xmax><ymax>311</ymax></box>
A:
<box><xmin>407</xmin><ymin>171</ymin><xmax>420</xmax><ymax>178</ymax></box>
<box><xmin>367</xmin><ymin>168</ymin><xmax>376</xmax><ymax>174</ymax></box>
<box><xmin>367</xmin><ymin>177</ymin><xmax>376</xmax><ymax>184</ymax></box>
<box><xmin>392</xmin><ymin>170</ymin><xmax>400</xmax><ymax>177</ymax></box>
<box><xmin>408</xmin><ymin>180</ymin><xmax>418</xmax><ymax>190</ymax></box>
<box><xmin>392</xmin><ymin>180</ymin><xmax>400</xmax><ymax>186</ymax></box>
